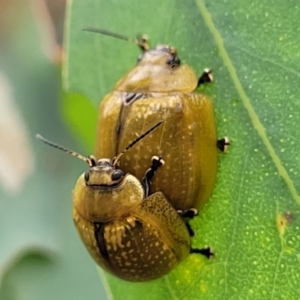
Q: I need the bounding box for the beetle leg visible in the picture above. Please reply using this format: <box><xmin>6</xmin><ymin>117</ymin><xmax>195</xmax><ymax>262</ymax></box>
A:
<box><xmin>217</xmin><ymin>136</ymin><xmax>230</xmax><ymax>152</ymax></box>
<box><xmin>197</xmin><ymin>68</ymin><xmax>213</xmax><ymax>87</ymax></box>
<box><xmin>177</xmin><ymin>209</ymin><xmax>199</xmax><ymax>237</ymax></box>
<box><xmin>142</xmin><ymin>156</ymin><xmax>165</xmax><ymax>197</ymax></box>
<box><xmin>190</xmin><ymin>247</ymin><xmax>214</xmax><ymax>259</ymax></box>
<box><xmin>185</xmin><ymin>222</ymin><xmax>195</xmax><ymax>237</ymax></box>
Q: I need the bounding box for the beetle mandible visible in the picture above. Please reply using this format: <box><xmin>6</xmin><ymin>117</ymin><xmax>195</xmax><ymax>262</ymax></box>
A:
<box><xmin>37</xmin><ymin>123</ymin><xmax>212</xmax><ymax>282</ymax></box>
<box><xmin>85</xmin><ymin>28</ymin><xmax>229</xmax><ymax>212</ymax></box>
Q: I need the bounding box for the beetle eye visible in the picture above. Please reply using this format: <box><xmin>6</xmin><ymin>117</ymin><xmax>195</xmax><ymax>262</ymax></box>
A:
<box><xmin>84</xmin><ymin>170</ymin><xmax>89</xmax><ymax>182</ymax></box>
<box><xmin>111</xmin><ymin>169</ymin><xmax>124</xmax><ymax>181</ymax></box>
<box><xmin>166</xmin><ymin>56</ymin><xmax>180</xmax><ymax>68</ymax></box>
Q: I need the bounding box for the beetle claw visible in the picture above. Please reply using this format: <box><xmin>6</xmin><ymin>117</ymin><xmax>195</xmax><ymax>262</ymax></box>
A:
<box><xmin>151</xmin><ymin>156</ymin><xmax>165</xmax><ymax>166</ymax></box>
<box><xmin>217</xmin><ymin>136</ymin><xmax>230</xmax><ymax>152</ymax></box>
<box><xmin>190</xmin><ymin>247</ymin><xmax>214</xmax><ymax>259</ymax></box>
<box><xmin>197</xmin><ymin>68</ymin><xmax>213</xmax><ymax>87</ymax></box>
<box><xmin>177</xmin><ymin>208</ymin><xmax>198</xmax><ymax>219</ymax></box>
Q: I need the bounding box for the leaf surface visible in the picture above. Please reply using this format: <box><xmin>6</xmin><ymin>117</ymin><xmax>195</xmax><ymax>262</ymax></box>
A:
<box><xmin>0</xmin><ymin>2</ymin><xmax>105</xmax><ymax>299</ymax></box>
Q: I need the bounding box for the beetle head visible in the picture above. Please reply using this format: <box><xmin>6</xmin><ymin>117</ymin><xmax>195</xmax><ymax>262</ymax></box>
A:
<box><xmin>137</xmin><ymin>44</ymin><xmax>180</xmax><ymax>69</ymax></box>
<box><xmin>84</xmin><ymin>158</ymin><xmax>125</xmax><ymax>187</ymax></box>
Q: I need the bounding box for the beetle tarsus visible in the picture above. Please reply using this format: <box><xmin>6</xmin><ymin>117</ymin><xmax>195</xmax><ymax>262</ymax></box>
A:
<box><xmin>217</xmin><ymin>137</ymin><xmax>230</xmax><ymax>152</ymax></box>
<box><xmin>142</xmin><ymin>156</ymin><xmax>165</xmax><ymax>197</ymax></box>
<box><xmin>197</xmin><ymin>68</ymin><xmax>213</xmax><ymax>87</ymax></box>
<box><xmin>190</xmin><ymin>247</ymin><xmax>214</xmax><ymax>259</ymax></box>
<box><xmin>177</xmin><ymin>208</ymin><xmax>198</xmax><ymax>219</ymax></box>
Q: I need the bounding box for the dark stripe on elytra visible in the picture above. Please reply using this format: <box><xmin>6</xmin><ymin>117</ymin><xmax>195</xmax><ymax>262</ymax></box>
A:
<box><xmin>115</xmin><ymin>92</ymin><xmax>146</xmax><ymax>155</ymax></box>
<box><xmin>94</xmin><ymin>223</ymin><xmax>109</xmax><ymax>258</ymax></box>
<box><xmin>115</xmin><ymin>103</ymin><xmax>124</xmax><ymax>155</ymax></box>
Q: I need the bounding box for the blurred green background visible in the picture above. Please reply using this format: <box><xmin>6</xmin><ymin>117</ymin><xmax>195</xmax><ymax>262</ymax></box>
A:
<box><xmin>0</xmin><ymin>1</ymin><xmax>106</xmax><ymax>299</ymax></box>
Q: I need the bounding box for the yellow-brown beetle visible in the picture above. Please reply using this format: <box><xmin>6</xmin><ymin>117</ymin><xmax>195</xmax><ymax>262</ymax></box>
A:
<box><xmin>85</xmin><ymin>28</ymin><xmax>229</xmax><ymax>212</ymax></box>
<box><xmin>37</xmin><ymin>123</ymin><xmax>212</xmax><ymax>282</ymax></box>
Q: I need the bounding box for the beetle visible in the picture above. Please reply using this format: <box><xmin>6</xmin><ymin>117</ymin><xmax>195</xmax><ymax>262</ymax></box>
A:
<box><xmin>37</xmin><ymin>123</ymin><xmax>212</xmax><ymax>282</ymax></box>
<box><xmin>84</xmin><ymin>28</ymin><xmax>229</xmax><ymax>212</ymax></box>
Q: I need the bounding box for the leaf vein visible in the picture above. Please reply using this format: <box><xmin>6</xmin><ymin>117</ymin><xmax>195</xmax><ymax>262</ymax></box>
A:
<box><xmin>231</xmin><ymin>45</ymin><xmax>300</xmax><ymax>77</ymax></box>
<box><xmin>196</xmin><ymin>0</ymin><xmax>300</xmax><ymax>207</ymax></box>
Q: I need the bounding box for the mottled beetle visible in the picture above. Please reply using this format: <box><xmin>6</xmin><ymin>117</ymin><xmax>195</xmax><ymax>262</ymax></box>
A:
<box><xmin>37</xmin><ymin>123</ymin><xmax>212</xmax><ymax>281</ymax></box>
<box><xmin>85</xmin><ymin>28</ymin><xmax>229</xmax><ymax>212</ymax></box>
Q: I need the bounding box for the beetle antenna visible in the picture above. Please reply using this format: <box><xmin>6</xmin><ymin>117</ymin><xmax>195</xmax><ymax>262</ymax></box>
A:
<box><xmin>36</xmin><ymin>134</ymin><xmax>95</xmax><ymax>167</ymax></box>
<box><xmin>82</xmin><ymin>27</ymin><xmax>149</xmax><ymax>51</ymax></box>
<box><xmin>113</xmin><ymin>121</ymin><xmax>162</xmax><ymax>166</ymax></box>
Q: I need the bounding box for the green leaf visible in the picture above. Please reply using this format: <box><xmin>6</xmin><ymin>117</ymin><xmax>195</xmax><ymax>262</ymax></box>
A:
<box><xmin>65</xmin><ymin>0</ymin><xmax>300</xmax><ymax>299</ymax></box>
<box><xmin>61</xmin><ymin>92</ymin><xmax>97</xmax><ymax>151</ymax></box>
